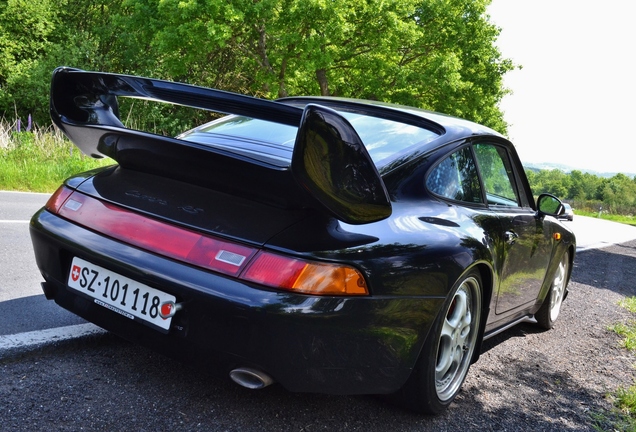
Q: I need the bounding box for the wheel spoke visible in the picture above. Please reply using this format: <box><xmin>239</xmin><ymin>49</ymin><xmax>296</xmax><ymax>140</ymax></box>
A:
<box><xmin>549</xmin><ymin>258</ymin><xmax>567</xmax><ymax>321</ymax></box>
<box><xmin>435</xmin><ymin>281</ymin><xmax>477</xmax><ymax>397</ymax></box>
<box><xmin>535</xmin><ymin>251</ymin><xmax>569</xmax><ymax>329</ymax></box>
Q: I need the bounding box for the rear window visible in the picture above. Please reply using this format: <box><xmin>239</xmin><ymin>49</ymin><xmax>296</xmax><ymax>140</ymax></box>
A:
<box><xmin>189</xmin><ymin>112</ymin><xmax>439</xmax><ymax>165</ymax></box>
<box><xmin>197</xmin><ymin>116</ymin><xmax>298</xmax><ymax>147</ymax></box>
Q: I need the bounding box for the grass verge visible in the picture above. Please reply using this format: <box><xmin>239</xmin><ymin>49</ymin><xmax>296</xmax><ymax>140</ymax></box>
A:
<box><xmin>598</xmin><ymin>297</ymin><xmax>636</xmax><ymax>431</ymax></box>
<box><xmin>1</xmin><ymin>123</ymin><xmax>113</xmax><ymax>193</ymax></box>
<box><xmin>576</xmin><ymin>210</ymin><xmax>636</xmax><ymax>227</ymax></box>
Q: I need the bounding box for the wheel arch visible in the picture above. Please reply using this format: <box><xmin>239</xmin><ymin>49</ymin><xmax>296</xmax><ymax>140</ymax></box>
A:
<box><xmin>561</xmin><ymin>244</ymin><xmax>576</xmax><ymax>303</ymax></box>
<box><xmin>566</xmin><ymin>244</ymin><xmax>576</xmax><ymax>284</ymax></box>
<box><xmin>470</xmin><ymin>262</ymin><xmax>494</xmax><ymax>364</ymax></box>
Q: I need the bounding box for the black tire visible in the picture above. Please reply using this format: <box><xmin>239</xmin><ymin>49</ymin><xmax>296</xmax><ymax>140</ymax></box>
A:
<box><xmin>535</xmin><ymin>251</ymin><xmax>569</xmax><ymax>329</ymax></box>
<box><xmin>394</xmin><ymin>269</ymin><xmax>483</xmax><ymax>414</ymax></box>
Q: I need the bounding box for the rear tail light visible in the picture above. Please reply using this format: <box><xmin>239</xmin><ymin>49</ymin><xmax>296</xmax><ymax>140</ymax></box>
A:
<box><xmin>48</xmin><ymin>187</ymin><xmax>368</xmax><ymax>296</ymax></box>
<box><xmin>45</xmin><ymin>186</ymin><xmax>74</xmax><ymax>213</ymax></box>
<box><xmin>53</xmin><ymin>187</ymin><xmax>256</xmax><ymax>277</ymax></box>
<box><xmin>242</xmin><ymin>252</ymin><xmax>368</xmax><ymax>295</ymax></box>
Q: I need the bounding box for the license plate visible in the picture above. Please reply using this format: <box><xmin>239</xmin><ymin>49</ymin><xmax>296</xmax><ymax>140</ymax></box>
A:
<box><xmin>67</xmin><ymin>257</ymin><xmax>175</xmax><ymax>332</ymax></box>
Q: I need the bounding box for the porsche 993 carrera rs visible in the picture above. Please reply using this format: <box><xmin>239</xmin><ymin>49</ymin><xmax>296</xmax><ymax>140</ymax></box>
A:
<box><xmin>30</xmin><ymin>68</ymin><xmax>575</xmax><ymax>414</ymax></box>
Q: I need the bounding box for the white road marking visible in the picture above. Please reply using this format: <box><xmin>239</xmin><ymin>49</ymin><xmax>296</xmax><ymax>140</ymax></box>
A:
<box><xmin>0</xmin><ymin>323</ymin><xmax>107</xmax><ymax>353</ymax></box>
<box><xmin>0</xmin><ymin>220</ymin><xmax>30</xmax><ymax>223</ymax></box>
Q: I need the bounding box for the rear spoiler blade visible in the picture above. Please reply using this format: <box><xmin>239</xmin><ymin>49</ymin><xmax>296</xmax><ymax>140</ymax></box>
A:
<box><xmin>50</xmin><ymin>67</ymin><xmax>391</xmax><ymax>224</ymax></box>
<box><xmin>50</xmin><ymin>67</ymin><xmax>303</xmax><ymax>130</ymax></box>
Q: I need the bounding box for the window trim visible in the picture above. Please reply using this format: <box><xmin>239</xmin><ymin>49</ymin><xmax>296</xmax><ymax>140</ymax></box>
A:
<box><xmin>424</xmin><ymin>143</ymin><xmax>486</xmax><ymax>207</ymax></box>
<box><xmin>471</xmin><ymin>140</ymin><xmax>533</xmax><ymax>210</ymax></box>
<box><xmin>423</xmin><ymin>138</ymin><xmax>534</xmax><ymax>211</ymax></box>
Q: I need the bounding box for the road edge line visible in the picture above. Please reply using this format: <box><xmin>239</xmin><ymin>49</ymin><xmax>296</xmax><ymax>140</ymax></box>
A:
<box><xmin>0</xmin><ymin>323</ymin><xmax>107</xmax><ymax>353</ymax></box>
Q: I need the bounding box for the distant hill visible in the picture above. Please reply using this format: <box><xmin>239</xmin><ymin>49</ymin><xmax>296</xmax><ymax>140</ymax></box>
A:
<box><xmin>524</xmin><ymin>163</ymin><xmax>635</xmax><ymax>179</ymax></box>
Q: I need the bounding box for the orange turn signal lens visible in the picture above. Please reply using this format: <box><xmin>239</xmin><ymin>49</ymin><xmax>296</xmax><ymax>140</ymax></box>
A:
<box><xmin>553</xmin><ymin>232</ymin><xmax>562</xmax><ymax>241</ymax></box>
<box><xmin>242</xmin><ymin>251</ymin><xmax>368</xmax><ymax>296</ymax></box>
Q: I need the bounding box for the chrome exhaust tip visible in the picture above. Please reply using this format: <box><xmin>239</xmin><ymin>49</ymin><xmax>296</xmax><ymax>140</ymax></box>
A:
<box><xmin>229</xmin><ymin>367</ymin><xmax>274</xmax><ymax>389</ymax></box>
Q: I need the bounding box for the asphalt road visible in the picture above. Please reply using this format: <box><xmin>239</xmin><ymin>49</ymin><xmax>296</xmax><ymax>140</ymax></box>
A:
<box><xmin>0</xmin><ymin>192</ymin><xmax>85</xmax><ymax>336</ymax></box>
<box><xmin>2</xmin><ymin>191</ymin><xmax>636</xmax><ymax>430</ymax></box>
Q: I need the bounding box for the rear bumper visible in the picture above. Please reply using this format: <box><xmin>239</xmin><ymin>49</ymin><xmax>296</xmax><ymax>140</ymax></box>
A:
<box><xmin>30</xmin><ymin>209</ymin><xmax>443</xmax><ymax>395</ymax></box>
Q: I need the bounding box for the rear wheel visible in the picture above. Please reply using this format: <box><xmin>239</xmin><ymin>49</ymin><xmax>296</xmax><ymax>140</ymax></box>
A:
<box><xmin>536</xmin><ymin>251</ymin><xmax>569</xmax><ymax>329</ymax></box>
<box><xmin>395</xmin><ymin>270</ymin><xmax>482</xmax><ymax>414</ymax></box>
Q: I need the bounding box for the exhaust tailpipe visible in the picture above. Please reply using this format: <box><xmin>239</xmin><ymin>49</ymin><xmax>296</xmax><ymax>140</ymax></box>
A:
<box><xmin>229</xmin><ymin>367</ymin><xmax>274</xmax><ymax>389</ymax></box>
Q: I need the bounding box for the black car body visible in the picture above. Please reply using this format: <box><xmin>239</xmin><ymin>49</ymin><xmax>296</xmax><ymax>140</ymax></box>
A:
<box><xmin>30</xmin><ymin>68</ymin><xmax>575</xmax><ymax>414</ymax></box>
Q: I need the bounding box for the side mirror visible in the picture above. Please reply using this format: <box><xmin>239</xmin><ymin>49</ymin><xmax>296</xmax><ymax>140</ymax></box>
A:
<box><xmin>537</xmin><ymin>193</ymin><xmax>565</xmax><ymax>217</ymax></box>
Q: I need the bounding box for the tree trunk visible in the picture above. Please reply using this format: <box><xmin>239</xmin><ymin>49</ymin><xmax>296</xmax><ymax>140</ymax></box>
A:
<box><xmin>316</xmin><ymin>69</ymin><xmax>330</xmax><ymax>96</ymax></box>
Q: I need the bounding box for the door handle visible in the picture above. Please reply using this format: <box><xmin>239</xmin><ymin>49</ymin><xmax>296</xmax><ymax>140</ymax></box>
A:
<box><xmin>504</xmin><ymin>231</ymin><xmax>518</xmax><ymax>245</ymax></box>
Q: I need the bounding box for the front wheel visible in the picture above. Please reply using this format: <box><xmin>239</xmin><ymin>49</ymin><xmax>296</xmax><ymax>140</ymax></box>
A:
<box><xmin>394</xmin><ymin>269</ymin><xmax>483</xmax><ymax>414</ymax></box>
<box><xmin>536</xmin><ymin>251</ymin><xmax>569</xmax><ymax>329</ymax></box>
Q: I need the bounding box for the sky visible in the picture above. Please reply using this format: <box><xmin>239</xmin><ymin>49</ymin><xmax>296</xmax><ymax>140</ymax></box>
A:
<box><xmin>487</xmin><ymin>0</ymin><xmax>636</xmax><ymax>175</ymax></box>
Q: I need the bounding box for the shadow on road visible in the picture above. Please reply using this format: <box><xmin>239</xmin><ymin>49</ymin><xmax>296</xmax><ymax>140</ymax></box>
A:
<box><xmin>0</xmin><ymin>294</ymin><xmax>85</xmax><ymax>336</ymax></box>
<box><xmin>572</xmin><ymin>241</ymin><xmax>636</xmax><ymax>297</ymax></box>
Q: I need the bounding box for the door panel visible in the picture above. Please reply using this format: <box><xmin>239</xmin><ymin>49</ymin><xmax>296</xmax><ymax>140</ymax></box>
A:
<box><xmin>472</xmin><ymin>143</ymin><xmax>552</xmax><ymax>314</ymax></box>
<box><xmin>492</xmin><ymin>210</ymin><xmax>552</xmax><ymax>313</ymax></box>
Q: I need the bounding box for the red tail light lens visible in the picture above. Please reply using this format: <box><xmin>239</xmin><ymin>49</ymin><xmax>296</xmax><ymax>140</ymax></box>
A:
<box><xmin>45</xmin><ymin>186</ymin><xmax>74</xmax><ymax>213</ymax></box>
<box><xmin>241</xmin><ymin>252</ymin><xmax>307</xmax><ymax>289</ymax></box>
<box><xmin>50</xmin><ymin>187</ymin><xmax>368</xmax><ymax>295</ymax></box>
<box><xmin>53</xmin><ymin>187</ymin><xmax>256</xmax><ymax>277</ymax></box>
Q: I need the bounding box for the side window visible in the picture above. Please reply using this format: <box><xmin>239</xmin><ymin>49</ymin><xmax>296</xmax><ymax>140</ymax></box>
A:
<box><xmin>426</xmin><ymin>146</ymin><xmax>483</xmax><ymax>204</ymax></box>
<box><xmin>473</xmin><ymin>143</ymin><xmax>520</xmax><ymax>207</ymax></box>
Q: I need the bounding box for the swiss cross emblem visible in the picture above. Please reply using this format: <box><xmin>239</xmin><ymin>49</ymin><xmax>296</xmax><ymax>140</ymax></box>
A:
<box><xmin>71</xmin><ymin>265</ymin><xmax>81</xmax><ymax>282</ymax></box>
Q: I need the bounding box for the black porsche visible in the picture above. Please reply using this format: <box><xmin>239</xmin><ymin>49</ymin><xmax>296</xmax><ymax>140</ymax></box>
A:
<box><xmin>30</xmin><ymin>68</ymin><xmax>575</xmax><ymax>414</ymax></box>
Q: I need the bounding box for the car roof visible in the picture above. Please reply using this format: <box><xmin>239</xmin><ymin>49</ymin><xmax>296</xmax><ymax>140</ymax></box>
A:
<box><xmin>279</xmin><ymin>96</ymin><xmax>504</xmax><ymax>141</ymax></box>
<box><xmin>181</xmin><ymin>96</ymin><xmax>509</xmax><ymax>173</ymax></box>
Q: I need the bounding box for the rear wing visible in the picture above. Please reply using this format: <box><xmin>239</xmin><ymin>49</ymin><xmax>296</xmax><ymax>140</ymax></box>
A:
<box><xmin>50</xmin><ymin>67</ymin><xmax>391</xmax><ymax>224</ymax></box>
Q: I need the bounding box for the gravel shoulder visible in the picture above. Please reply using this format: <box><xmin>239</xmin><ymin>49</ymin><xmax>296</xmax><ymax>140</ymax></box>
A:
<box><xmin>2</xmin><ymin>241</ymin><xmax>636</xmax><ymax>431</ymax></box>
<box><xmin>452</xmin><ymin>240</ymin><xmax>636</xmax><ymax>431</ymax></box>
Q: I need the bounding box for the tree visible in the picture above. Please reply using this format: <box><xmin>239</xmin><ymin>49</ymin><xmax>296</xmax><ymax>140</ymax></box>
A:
<box><xmin>0</xmin><ymin>0</ymin><xmax>60</xmax><ymax>123</ymax></box>
<box><xmin>408</xmin><ymin>0</ymin><xmax>513</xmax><ymax>132</ymax></box>
<box><xmin>568</xmin><ymin>170</ymin><xmax>589</xmax><ymax>201</ymax></box>
<box><xmin>530</xmin><ymin>169</ymin><xmax>569</xmax><ymax>198</ymax></box>
<box><xmin>0</xmin><ymin>0</ymin><xmax>111</xmax><ymax>125</ymax></box>
<box><xmin>227</xmin><ymin>0</ymin><xmax>514</xmax><ymax>132</ymax></box>
<box><xmin>1</xmin><ymin>0</ymin><xmax>514</xmax><ymax>136</ymax></box>
<box><xmin>598</xmin><ymin>174</ymin><xmax>636</xmax><ymax>213</ymax></box>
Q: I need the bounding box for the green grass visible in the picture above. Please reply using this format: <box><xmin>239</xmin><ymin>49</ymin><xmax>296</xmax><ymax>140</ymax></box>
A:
<box><xmin>600</xmin><ymin>297</ymin><xmax>636</xmax><ymax>431</ymax></box>
<box><xmin>0</xmin><ymin>123</ymin><xmax>113</xmax><ymax>193</ymax></box>
<box><xmin>610</xmin><ymin>298</ymin><xmax>636</xmax><ymax>351</ymax></box>
<box><xmin>576</xmin><ymin>210</ymin><xmax>636</xmax><ymax>227</ymax></box>
<box><xmin>620</xmin><ymin>298</ymin><xmax>636</xmax><ymax>313</ymax></box>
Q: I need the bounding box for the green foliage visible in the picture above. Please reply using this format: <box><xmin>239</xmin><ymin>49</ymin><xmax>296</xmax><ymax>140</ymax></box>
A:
<box><xmin>0</xmin><ymin>0</ymin><xmax>56</xmax><ymax>124</ymax></box>
<box><xmin>615</xmin><ymin>386</ymin><xmax>636</xmax><ymax>421</ymax></box>
<box><xmin>611</xmin><ymin>321</ymin><xmax>636</xmax><ymax>351</ymax></box>
<box><xmin>527</xmin><ymin>169</ymin><xmax>636</xmax><ymax>216</ymax></box>
<box><xmin>574</xmin><ymin>210</ymin><xmax>636</xmax><ymax>227</ymax></box>
<box><xmin>603</xmin><ymin>298</ymin><xmax>636</xmax><ymax>431</ymax></box>
<box><xmin>0</xmin><ymin>123</ymin><xmax>112</xmax><ymax>192</ymax></box>
<box><xmin>0</xmin><ymin>0</ymin><xmax>106</xmax><ymax>125</ymax></box>
<box><xmin>0</xmin><ymin>0</ymin><xmax>514</xmax><ymax>136</ymax></box>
